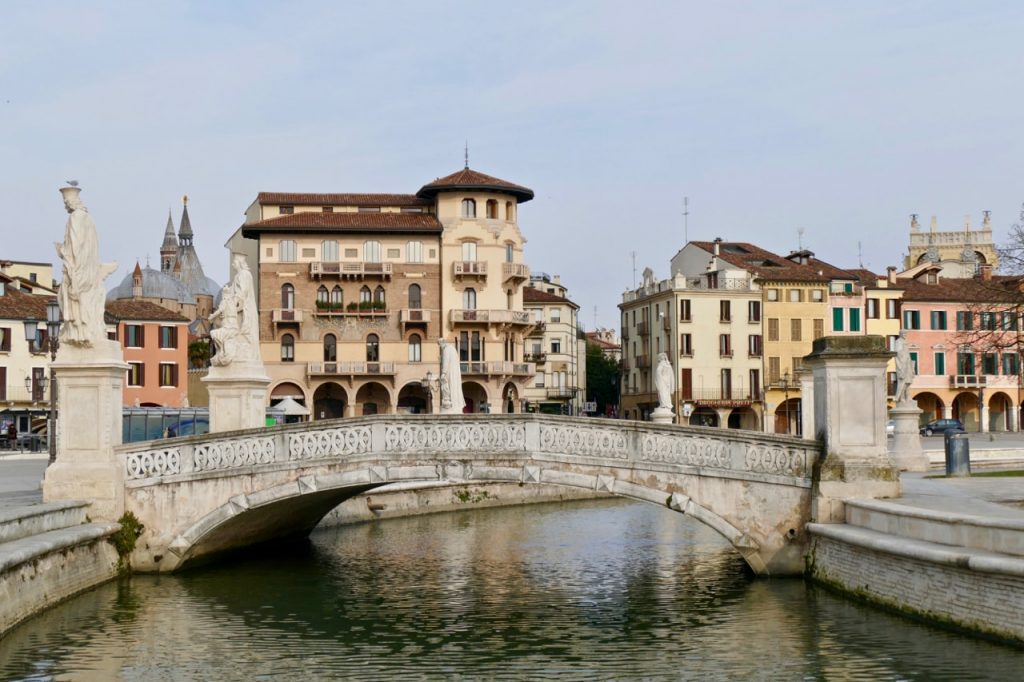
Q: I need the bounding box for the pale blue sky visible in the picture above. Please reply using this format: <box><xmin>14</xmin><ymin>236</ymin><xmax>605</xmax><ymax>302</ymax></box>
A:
<box><xmin>3</xmin><ymin>1</ymin><xmax>1023</xmax><ymax>328</ymax></box>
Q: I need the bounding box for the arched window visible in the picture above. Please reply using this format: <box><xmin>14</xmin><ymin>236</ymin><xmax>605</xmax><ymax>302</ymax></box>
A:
<box><xmin>331</xmin><ymin>285</ymin><xmax>343</xmax><ymax>305</ymax></box>
<box><xmin>374</xmin><ymin>285</ymin><xmax>386</xmax><ymax>305</ymax></box>
<box><xmin>505</xmin><ymin>243</ymin><xmax>514</xmax><ymax>263</ymax></box>
<box><xmin>408</xmin><ymin>333</ymin><xmax>422</xmax><ymax>363</ymax></box>
<box><xmin>281</xmin><ymin>283</ymin><xmax>295</xmax><ymax>309</ymax></box>
<box><xmin>323</xmin><ymin>334</ymin><xmax>337</xmax><ymax>362</ymax></box>
<box><xmin>505</xmin><ymin>201</ymin><xmax>514</xmax><ymax>221</ymax></box>
<box><xmin>321</xmin><ymin>239</ymin><xmax>339</xmax><ymax>262</ymax></box>
<box><xmin>363</xmin><ymin>240</ymin><xmax>382</xmax><ymax>262</ymax></box>
<box><xmin>317</xmin><ymin>285</ymin><xmax>329</xmax><ymax>305</ymax></box>
<box><xmin>461</xmin><ymin>198</ymin><xmax>476</xmax><ymax>218</ymax></box>
<box><xmin>366</xmin><ymin>334</ymin><xmax>379</xmax><ymax>362</ymax></box>
<box><xmin>462</xmin><ymin>241</ymin><xmax>477</xmax><ymax>261</ymax></box>
<box><xmin>279</xmin><ymin>240</ymin><xmax>297</xmax><ymax>262</ymax></box>
<box><xmin>406</xmin><ymin>240</ymin><xmax>423</xmax><ymax>263</ymax></box>
<box><xmin>281</xmin><ymin>334</ymin><xmax>295</xmax><ymax>362</ymax></box>
<box><xmin>408</xmin><ymin>283</ymin><xmax>422</xmax><ymax>309</ymax></box>
<box><xmin>463</xmin><ymin>287</ymin><xmax>477</xmax><ymax>310</ymax></box>
<box><xmin>360</xmin><ymin>286</ymin><xmax>371</xmax><ymax>304</ymax></box>
<box><xmin>486</xmin><ymin>199</ymin><xmax>498</xmax><ymax>219</ymax></box>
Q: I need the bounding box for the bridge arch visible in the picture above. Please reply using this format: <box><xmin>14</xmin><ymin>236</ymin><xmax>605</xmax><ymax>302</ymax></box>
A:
<box><xmin>119</xmin><ymin>415</ymin><xmax>818</xmax><ymax>577</ymax></box>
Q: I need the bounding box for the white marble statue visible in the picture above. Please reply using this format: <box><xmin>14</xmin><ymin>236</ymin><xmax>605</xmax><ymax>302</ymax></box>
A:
<box><xmin>654</xmin><ymin>352</ymin><xmax>675</xmax><ymax>410</ymax></box>
<box><xmin>438</xmin><ymin>338</ymin><xmax>465</xmax><ymax>414</ymax></box>
<box><xmin>54</xmin><ymin>185</ymin><xmax>117</xmax><ymax>348</ymax></box>
<box><xmin>210</xmin><ymin>255</ymin><xmax>260</xmax><ymax>367</ymax></box>
<box><xmin>894</xmin><ymin>331</ymin><xmax>915</xmax><ymax>405</ymax></box>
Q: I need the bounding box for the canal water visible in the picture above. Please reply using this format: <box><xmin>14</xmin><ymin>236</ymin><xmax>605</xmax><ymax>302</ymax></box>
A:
<box><xmin>1</xmin><ymin>499</ymin><xmax>1021</xmax><ymax>680</ymax></box>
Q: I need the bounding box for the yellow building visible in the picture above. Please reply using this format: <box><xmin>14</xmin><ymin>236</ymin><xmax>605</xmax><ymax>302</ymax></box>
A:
<box><xmin>904</xmin><ymin>212</ymin><xmax>998</xmax><ymax>274</ymax></box>
<box><xmin>523</xmin><ymin>274</ymin><xmax>586</xmax><ymax>415</ymax></box>
<box><xmin>231</xmin><ymin>165</ymin><xmax>537</xmax><ymax>417</ymax></box>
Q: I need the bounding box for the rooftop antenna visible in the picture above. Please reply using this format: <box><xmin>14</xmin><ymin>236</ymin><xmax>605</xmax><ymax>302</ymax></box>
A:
<box><xmin>683</xmin><ymin>196</ymin><xmax>690</xmax><ymax>242</ymax></box>
<box><xmin>593</xmin><ymin>305</ymin><xmax>598</xmax><ymax>331</ymax></box>
<box><xmin>145</xmin><ymin>253</ymin><xmax>150</xmax><ymax>268</ymax></box>
<box><xmin>630</xmin><ymin>251</ymin><xmax>638</xmax><ymax>288</ymax></box>
<box><xmin>857</xmin><ymin>241</ymin><xmax>864</xmax><ymax>268</ymax></box>
<box><xmin>797</xmin><ymin>227</ymin><xmax>805</xmax><ymax>250</ymax></box>
<box><xmin>464</xmin><ymin>141</ymin><xmax>469</xmax><ymax>169</ymax></box>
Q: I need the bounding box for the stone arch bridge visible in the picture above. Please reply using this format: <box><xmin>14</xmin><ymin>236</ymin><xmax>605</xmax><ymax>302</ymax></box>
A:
<box><xmin>118</xmin><ymin>414</ymin><xmax>821</xmax><ymax>576</ymax></box>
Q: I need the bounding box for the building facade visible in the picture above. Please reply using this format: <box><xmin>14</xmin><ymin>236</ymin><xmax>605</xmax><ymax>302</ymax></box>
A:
<box><xmin>523</xmin><ymin>275</ymin><xmax>585</xmax><ymax>415</ymax></box>
<box><xmin>904</xmin><ymin>212</ymin><xmax>998</xmax><ymax>275</ymax></box>
<box><xmin>106</xmin><ymin>300</ymin><xmax>191</xmax><ymax>408</ymax></box>
<box><xmin>232</xmin><ymin>166</ymin><xmax>538</xmax><ymax>418</ymax></box>
<box><xmin>0</xmin><ymin>288</ymin><xmax>55</xmax><ymax>440</ymax></box>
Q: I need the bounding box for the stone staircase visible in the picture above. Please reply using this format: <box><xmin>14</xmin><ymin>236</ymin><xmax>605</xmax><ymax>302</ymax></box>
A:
<box><xmin>0</xmin><ymin>501</ymin><xmax>121</xmax><ymax>636</ymax></box>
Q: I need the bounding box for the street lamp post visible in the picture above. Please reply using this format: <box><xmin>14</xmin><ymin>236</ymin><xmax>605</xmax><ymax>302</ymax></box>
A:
<box><xmin>23</xmin><ymin>302</ymin><xmax>61</xmax><ymax>464</ymax></box>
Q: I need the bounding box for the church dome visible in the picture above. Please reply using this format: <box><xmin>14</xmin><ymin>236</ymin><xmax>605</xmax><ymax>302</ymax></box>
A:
<box><xmin>107</xmin><ymin>266</ymin><xmax>196</xmax><ymax>304</ymax></box>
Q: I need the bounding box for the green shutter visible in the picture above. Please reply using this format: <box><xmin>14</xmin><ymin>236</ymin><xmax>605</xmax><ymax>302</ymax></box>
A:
<box><xmin>832</xmin><ymin>307</ymin><xmax>844</xmax><ymax>332</ymax></box>
<box><xmin>935</xmin><ymin>352</ymin><xmax>945</xmax><ymax>376</ymax></box>
<box><xmin>849</xmin><ymin>308</ymin><xmax>861</xmax><ymax>332</ymax></box>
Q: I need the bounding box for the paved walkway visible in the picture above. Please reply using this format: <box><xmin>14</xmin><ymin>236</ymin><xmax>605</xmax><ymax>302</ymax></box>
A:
<box><xmin>0</xmin><ymin>452</ymin><xmax>46</xmax><ymax>510</ymax></box>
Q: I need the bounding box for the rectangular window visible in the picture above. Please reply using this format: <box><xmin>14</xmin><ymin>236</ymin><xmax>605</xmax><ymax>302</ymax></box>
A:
<box><xmin>1003</xmin><ymin>353</ymin><xmax>1020</xmax><ymax>376</ymax></box>
<box><xmin>982</xmin><ymin>352</ymin><xmax>998</xmax><ymax>375</ymax></box>
<box><xmin>358</xmin><ymin>206</ymin><xmax>381</xmax><ymax>213</ymax></box>
<box><xmin>721</xmin><ymin>368</ymin><xmax>733</xmax><ymax>398</ymax></box>
<box><xmin>909</xmin><ymin>352</ymin><xmax>919</xmax><ymax>375</ymax></box>
<box><xmin>957</xmin><ymin>352</ymin><xmax>975</xmax><ymax>375</ymax></box>
<box><xmin>551</xmin><ymin>308</ymin><xmax>562</xmax><ymax>323</ymax></box>
<box><xmin>279</xmin><ymin>205</ymin><xmax>294</xmax><ymax>215</ymax></box>
<box><xmin>534</xmin><ymin>372</ymin><xmax>545</xmax><ymax>387</ymax></box>
<box><xmin>322</xmin><ymin>240</ymin><xmax>339</xmax><ymax>261</ymax></box>
<box><xmin>1002</xmin><ymin>312</ymin><xmax>1019</xmax><ymax>331</ymax></box>
<box><xmin>719</xmin><ymin>334</ymin><xmax>732</xmax><ymax>357</ymax></box>
<box><xmin>551</xmin><ymin>339</ymin><xmax>561</xmax><ymax>354</ymax></box>
<box><xmin>0</xmin><ymin>367</ymin><xmax>5</xmax><ymax>400</ymax></box>
<box><xmin>935</xmin><ymin>352</ymin><xmax>945</xmax><ymax>376</ymax></box>
<box><xmin>766</xmin><ymin>288</ymin><xmax>779</xmax><ymax>302</ymax></box>
<box><xmin>0</xmin><ymin>327</ymin><xmax>9</xmax><ymax>352</ymax></box>
<box><xmin>680</xmin><ymin>333</ymin><xmax>693</xmax><ymax>356</ymax></box>
<box><xmin>886</xmin><ymin>299</ymin><xmax>899</xmax><ymax>319</ymax></box>
<box><xmin>956</xmin><ymin>311</ymin><xmax>973</xmax><ymax>331</ymax></box>
<box><xmin>279</xmin><ymin>240</ymin><xmax>297</xmax><ymax>262</ymax></box>
<box><xmin>322</xmin><ymin>206</ymin><xmax>334</xmax><ymax>213</ymax></box>
<box><xmin>849</xmin><ymin>308</ymin><xmax>861</xmax><ymax>332</ymax></box>
<box><xmin>125</xmin><ymin>324</ymin><xmax>144</xmax><ymax>348</ymax></box>
<box><xmin>750</xmin><ymin>369</ymin><xmax>761</xmax><ymax>400</ymax></box>
<box><xmin>902</xmin><ymin>310</ymin><xmax>920</xmax><ymax>330</ymax></box>
<box><xmin>788</xmin><ymin>289</ymin><xmax>802</xmax><ymax>303</ymax></box>
<box><xmin>159</xmin><ymin>326</ymin><xmax>177</xmax><ymax>349</ymax></box>
<box><xmin>832</xmin><ymin>308</ymin><xmax>844</xmax><ymax>332</ymax></box>
<box><xmin>748</xmin><ymin>334</ymin><xmax>762</xmax><ymax>357</ymax></box>
<box><xmin>748</xmin><ymin>300</ymin><xmax>761</xmax><ymax>322</ymax></box>
<box><xmin>407</xmin><ymin>241</ymin><xmax>423</xmax><ymax>263</ymax></box>
<box><xmin>673</xmin><ymin>368</ymin><xmax>690</xmax><ymax>401</ymax></box>
<box><xmin>767</xmin><ymin>318</ymin><xmax>780</xmax><ymax>342</ymax></box>
<box><xmin>790</xmin><ymin>319</ymin><xmax>802</xmax><ymax>342</ymax></box>
<box><xmin>930</xmin><ymin>311</ymin><xmax>947</xmax><ymax>330</ymax></box>
<box><xmin>887</xmin><ymin>371</ymin><xmax>897</xmax><ymax>397</ymax></box>
<box><xmin>720</xmin><ymin>300</ymin><xmax>731</xmax><ymax>322</ymax></box>
<box><xmin>768</xmin><ymin>357</ymin><xmax>781</xmax><ymax>384</ymax></box>
<box><xmin>810</xmin><ymin>289</ymin><xmax>824</xmax><ymax>303</ymax></box>
<box><xmin>980</xmin><ymin>312</ymin><xmax>997</xmax><ymax>330</ymax></box>
<box><xmin>866</xmin><ymin>298</ymin><xmax>879</xmax><ymax>319</ymax></box>
<box><xmin>159</xmin><ymin>363</ymin><xmax>178</xmax><ymax>387</ymax></box>
<box><xmin>127</xmin><ymin>362</ymin><xmax>144</xmax><ymax>387</ymax></box>
<box><xmin>679</xmin><ymin>299</ymin><xmax>691</xmax><ymax>322</ymax></box>
<box><xmin>813</xmin><ymin>319</ymin><xmax>824</xmax><ymax>339</ymax></box>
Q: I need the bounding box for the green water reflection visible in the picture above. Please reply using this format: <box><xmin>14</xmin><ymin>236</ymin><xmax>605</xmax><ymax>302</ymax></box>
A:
<box><xmin>1</xmin><ymin>499</ymin><xmax>1021</xmax><ymax>680</ymax></box>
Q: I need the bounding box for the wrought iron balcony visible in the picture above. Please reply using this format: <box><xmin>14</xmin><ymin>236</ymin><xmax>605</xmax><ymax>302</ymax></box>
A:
<box><xmin>546</xmin><ymin>387</ymin><xmax>576</xmax><ymax>399</ymax></box>
<box><xmin>524</xmin><ymin>352</ymin><xmax>547</xmax><ymax>364</ymax></box>
<box><xmin>636</xmin><ymin>355</ymin><xmax>651</xmax><ymax>369</ymax></box>
<box><xmin>527</xmin><ymin>320</ymin><xmax>546</xmax><ymax>336</ymax></box>
<box><xmin>636</xmin><ymin>321</ymin><xmax>650</xmax><ymax>336</ymax></box>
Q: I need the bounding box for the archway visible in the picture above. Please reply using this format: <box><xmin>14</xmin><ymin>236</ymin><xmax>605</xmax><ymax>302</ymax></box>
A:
<box><xmin>462</xmin><ymin>381</ymin><xmax>489</xmax><ymax>413</ymax></box>
<box><xmin>774</xmin><ymin>398</ymin><xmax>801</xmax><ymax>435</ymax></box>
<box><xmin>689</xmin><ymin>407</ymin><xmax>719</xmax><ymax>428</ymax></box>
<box><xmin>270</xmin><ymin>382</ymin><xmax>309</xmax><ymax>424</ymax></box>
<box><xmin>912</xmin><ymin>392</ymin><xmax>944</xmax><ymax>424</ymax></box>
<box><xmin>312</xmin><ymin>382</ymin><xmax>347</xmax><ymax>421</ymax></box>
<box><xmin>396</xmin><ymin>382</ymin><xmax>430</xmax><ymax>415</ymax></box>
<box><xmin>988</xmin><ymin>392</ymin><xmax>1013</xmax><ymax>432</ymax></box>
<box><xmin>727</xmin><ymin>406</ymin><xmax>759</xmax><ymax>431</ymax></box>
<box><xmin>952</xmin><ymin>392</ymin><xmax>981</xmax><ymax>431</ymax></box>
<box><xmin>502</xmin><ymin>382</ymin><xmax>519</xmax><ymax>414</ymax></box>
<box><xmin>356</xmin><ymin>382</ymin><xmax>392</xmax><ymax>416</ymax></box>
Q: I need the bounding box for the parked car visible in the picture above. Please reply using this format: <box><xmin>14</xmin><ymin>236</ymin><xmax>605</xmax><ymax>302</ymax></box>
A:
<box><xmin>886</xmin><ymin>420</ymin><xmax>895</xmax><ymax>437</ymax></box>
<box><xmin>919</xmin><ymin>418</ymin><xmax>965</xmax><ymax>436</ymax></box>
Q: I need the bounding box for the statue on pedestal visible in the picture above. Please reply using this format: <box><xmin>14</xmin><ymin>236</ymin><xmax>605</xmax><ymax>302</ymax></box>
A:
<box><xmin>438</xmin><ymin>338</ymin><xmax>465</xmax><ymax>414</ymax></box>
<box><xmin>210</xmin><ymin>254</ymin><xmax>260</xmax><ymax>368</ymax></box>
<box><xmin>55</xmin><ymin>184</ymin><xmax>118</xmax><ymax>349</ymax></box>
<box><xmin>894</xmin><ymin>331</ymin><xmax>915</xmax><ymax>405</ymax></box>
<box><xmin>651</xmin><ymin>352</ymin><xmax>676</xmax><ymax>424</ymax></box>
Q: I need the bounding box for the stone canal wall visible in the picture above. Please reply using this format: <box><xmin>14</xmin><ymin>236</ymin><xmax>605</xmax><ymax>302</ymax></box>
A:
<box><xmin>320</xmin><ymin>482</ymin><xmax>608</xmax><ymax>526</ymax></box>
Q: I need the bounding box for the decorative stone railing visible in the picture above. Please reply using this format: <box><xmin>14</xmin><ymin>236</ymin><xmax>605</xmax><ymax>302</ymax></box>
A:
<box><xmin>118</xmin><ymin>414</ymin><xmax>819</xmax><ymax>484</ymax></box>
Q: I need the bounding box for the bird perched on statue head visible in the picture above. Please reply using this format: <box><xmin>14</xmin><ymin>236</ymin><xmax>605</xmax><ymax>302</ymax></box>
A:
<box><xmin>66</xmin><ymin>180</ymin><xmax>79</xmax><ymax>187</ymax></box>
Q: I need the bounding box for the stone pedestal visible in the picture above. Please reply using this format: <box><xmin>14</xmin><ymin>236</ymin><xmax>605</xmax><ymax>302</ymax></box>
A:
<box><xmin>890</xmin><ymin>402</ymin><xmax>929</xmax><ymax>472</ymax></box>
<box><xmin>803</xmin><ymin>336</ymin><xmax>900</xmax><ymax>524</ymax></box>
<box><xmin>202</xmin><ymin>364</ymin><xmax>271</xmax><ymax>433</ymax></box>
<box><xmin>798</xmin><ymin>367</ymin><xmax>815</xmax><ymax>440</ymax></box>
<box><xmin>43</xmin><ymin>343</ymin><xmax>129</xmax><ymax>522</ymax></box>
<box><xmin>651</xmin><ymin>407</ymin><xmax>674</xmax><ymax>425</ymax></box>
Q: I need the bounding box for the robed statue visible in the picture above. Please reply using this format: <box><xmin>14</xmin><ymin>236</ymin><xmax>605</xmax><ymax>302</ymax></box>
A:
<box><xmin>55</xmin><ymin>185</ymin><xmax>118</xmax><ymax>349</ymax></box>
<box><xmin>438</xmin><ymin>338</ymin><xmax>465</xmax><ymax>414</ymax></box>
<box><xmin>654</xmin><ymin>352</ymin><xmax>675</xmax><ymax>411</ymax></box>
<box><xmin>210</xmin><ymin>254</ymin><xmax>260</xmax><ymax>367</ymax></box>
<box><xmin>894</xmin><ymin>331</ymin><xmax>915</xmax><ymax>405</ymax></box>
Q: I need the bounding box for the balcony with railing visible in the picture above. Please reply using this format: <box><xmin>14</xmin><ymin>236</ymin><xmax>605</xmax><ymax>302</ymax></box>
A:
<box><xmin>527</xmin><ymin>320</ymin><xmax>546</xmax><ymax>336</ymax></box>
<box><xmin>399</xmin><ymin>309</ymin><xmax>431</xmax><ymax>327</ymax></box>
<box><xmin>272</xmin><ymin>308</ymin><xmax>304</xmax><ymax>325</ymax></box>
<box><xmin>313</xmin><ymin>303</ymin><xmax>388</xmax><ymax>318</ymax></box>
<box><xmin>636</xmin><ymin>355</ymin><xmax>651</xmax><ymax>369</ymax></box>
<box><xmin>459</xmin><ymin>361</ymin><xmax>536</xmax><ymax>376</ymax></box>
<box><xmin>546</xmin><ymin>387</ymin><xmax>576</xmax><ymax>399</ymax></box>
<box><xmin>950</xmin><ymin>375</ymin><xmax>987</xmax><ymax>388</ymax></box>
<box><xmin>683</xmin><ymin>387</ymin><xmax>759</xmax><ymax>406</ymax></box>
<box><xmin>449</xmin><ymin>309</ymin><xmax>532</xmax><ymax>327</ymax></box>
<box><xmin>636</xmin><ymin>321</ymin><xmax>650</xmax><ymax>336</ymax></box>
<box><xmin>307</xmin><ymin>361</ymin><xmax>396</xmax><ymax>377</ymax></box>
<box><xmin>453</xmin><ymin>261</ymin><xmax>488</xmax><ymax>279</ymax></box>
<box><xmin>310</xmin><ymin>262</ymin><xmax>393</xmax><ymax>279</ymax></box>
<box><xmin>524</xmin><ymin>351</ymin><xmax>547</xmax><ymax>364</ymax></box>
<box><xmin>502</xmin><ymin>262</ymin><xmax>530</xmax><ymax>284</ymax></box>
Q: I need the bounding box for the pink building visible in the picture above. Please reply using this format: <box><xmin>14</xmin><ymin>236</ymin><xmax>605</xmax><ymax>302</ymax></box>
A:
<box><xmin>106</xmin><ymin>300</ymin><xmax>190</xmax><ymax>408</ymax></box>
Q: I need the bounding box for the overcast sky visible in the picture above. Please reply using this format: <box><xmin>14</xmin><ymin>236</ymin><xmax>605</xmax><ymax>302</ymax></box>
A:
<box><xmin>3</xmin><ymin>1</ymin><xmax>1023</xmax><ymax>329</ymax></box>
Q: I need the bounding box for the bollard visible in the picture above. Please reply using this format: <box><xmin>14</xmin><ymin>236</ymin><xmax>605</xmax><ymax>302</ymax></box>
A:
<box><xmin>944</xmin><ymin>430</ymin><xmax>970</xmax><ymax>476</ymax></box>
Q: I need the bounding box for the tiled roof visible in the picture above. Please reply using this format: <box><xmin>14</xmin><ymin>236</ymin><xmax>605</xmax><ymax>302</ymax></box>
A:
<box><xmin>898</xmin><ymin>275</ymin><xmax>1023</xmax><ymax>303</ymax></box>
<box><xmin>0</xmin><ymin>289</ymin><xmax>55</xmax><ymax>320</ymax></box>
<box><xmin>690</xmin><ymin>241</ymin><xmax>858</xmax><ymax>283</ymax></box>
<box><xmin>845</xmin><ymin>268</ymin><xmax>882</xmax><ymax>285</ymax></box>
<box><xmin>417</xmin><ymin>167</ymin><xmax>534</xmax><ymax>203</ymax></box>
<box><xmin>242</xmin><ymin>212</ymin><xmax>443</xmax><ymax>238</ymax></box>
<box><xmin>105</xmin><ymin>299</ymin><xmax>189</xmax><ymax>322</ymax></box>
<box><xmin>257</xmin><ymin>192</ymin><xmax>431</xmax><ymax>208</ymax></box>
<box><xmin>585</xmin><ymin>332</ymin><xmax>620</xmax><ymax>349</ymax></box>
<box><xmin>524</xmin><ymin>286</ymin><xmax>575</xmax><ymax>305</ymax></box>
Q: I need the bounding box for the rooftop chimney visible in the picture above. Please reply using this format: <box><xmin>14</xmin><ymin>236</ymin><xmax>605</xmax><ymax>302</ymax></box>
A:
<box><xmin>713</xmin><ymin>237</ymin><xmax>722</xmax><ymax>256</ymax></box>
<box><xmin>980</xmin><ymin>264</ymin><xmax>993</xmax><ymax>281</ymax></box>
<box><xmin>886</xmin><ymin>266</ymin><xmax>897</xmax><ymax>284</ymax></box>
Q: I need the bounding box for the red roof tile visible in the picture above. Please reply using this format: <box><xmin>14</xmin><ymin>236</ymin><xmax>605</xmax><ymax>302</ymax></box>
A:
<box><xmin>105</xmin><ymin>299</ymin><xmax>189</xmax><ymax>322</ymax></box>
<box><xmin>524</xmin><ymin>286</ymin><xmax>576</xmax><ymax>305</ymax></box>
<box><xmin>417</xmin><ymin>167</ymin><xmax>534</xmax><ymax>203</ymax></box>
<box><xmin>690</xmin><ymin>241</ymin><xmax>859</xmax><ymax>283</ymax></box>
<box><xmin>898</xmin><ymin>275</ymin><xmax>1023</xmax><ymax>303</ymax></box>
<box><xmin>242</xmin><ymin>212</ymin><xmax>443</xmax><ymax>237</ymax></box>
<box><xmin>0</xmin><ymin>289</ymin><xmax>55</xmax><ymax>320</ymax></box>
<box><xmin>257</xmin><ymin>192</ymin><xmax>431</xmax><ymax>208</ymax></box>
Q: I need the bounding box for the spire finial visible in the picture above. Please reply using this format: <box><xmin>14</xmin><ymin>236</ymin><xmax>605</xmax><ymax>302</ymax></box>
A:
<box><xmin>183</xmin><ymin>194</ymin><xmax>188</xmax><ymax>206</ymax></box>
<box><xmin>464</xmin><ymin>141</ymin><xmax>469</xmax><ymax>169</ymax></box>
